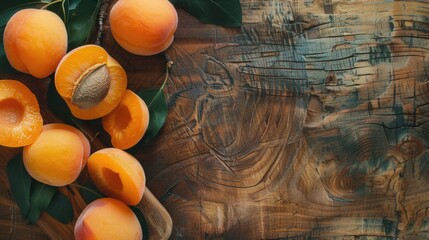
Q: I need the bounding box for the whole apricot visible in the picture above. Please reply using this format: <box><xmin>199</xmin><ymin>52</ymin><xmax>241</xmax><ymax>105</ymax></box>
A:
<box><xmin>3</xmin><ymin>9</ymin><xmax>68</xmax><ymax>78</ymax></box>
<box><xmin>55</xmin><ymin>44</ymin><xmax>127</xmax><ymax>120</ymax></box>
<box><xmin>74</xmin><ymin>198</ymin><xmax>142</xmax><ymax>240</ymax></box>
<box><xmin>87</xmin><ymin>148</ymin><xmax>145</xmax><ymax>205</ymax></box>
<box><xmin>109</xmin><ymin>0</ymin><xmax>178</xmax><ymax>56</ymax></box>
<box><xmin>0</xmin><ymin>80</ymin><xmax>43</xmax><ymax>147</ymax></box>
<box><xmin>23</xmin><ymin>123</ymin><xmax>90</xmax><ymax>186</ymax></box>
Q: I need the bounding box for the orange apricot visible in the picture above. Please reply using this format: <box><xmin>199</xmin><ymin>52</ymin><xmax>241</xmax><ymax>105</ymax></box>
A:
<box><xmin>102</xmin><ymin>90</ymin><xmax>149</xmax><ymax>150</ymax></box>
<box><xmin>109</xmin><ymin>0</ymin><xmax>178</xmax><ymax>56</ymax></box>
<box><xmin>23</xmin><ymin>123</ymin><xmax>90</xmax><ymax>186</ymax></box>
<box><xmin>0</xmin><ymin>80</ymin><xmax>43</xmax><ymax>147</ymax></box>
<box><xmin>74</xmin><ymin>198</ymin><xmax>142</xmax><ymax>240</ymax></box>
<box><xmin>42</xmin><ymin>123</ymin><xmax>91</xmax><ymax>170</ymax></box>
<box><xmin>3</xmin><ymin>9</ymin><xmax>67</xmax><ymax>78</ymax></box>
<box><xmin>55</xmin><ymin>44</ymin><xmax>127</xmax><ymax>120</ymax></box>
<box><xmin>87</xmin><ymin>148</ymin><xmax>145</xmax><ymax>205</ymax></box>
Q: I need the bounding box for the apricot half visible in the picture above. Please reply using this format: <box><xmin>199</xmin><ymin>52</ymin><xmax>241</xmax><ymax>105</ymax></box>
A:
<box><xmin>109</xmin><ymin>0</ymin><xmax>178</xmax><ymax>56</ymax></box>
<box><xmin>3</xmin><ymin>9</ymin><xmax>67</xmax><ymax>78</ymax></box>
<box><xmin>0</xmin><ymin>80</ymin><xmax>43</xmax><ymax>147</ymax></box>
<box><xmin>23</xmin><ymin>123</ymin><xmax>90</xmax><ymax>186</ymax></box>
<box><xmin>55</xmin><ymin>44</ymin><xmax>127</xmax><ymax>120</ymax></box>
<box><xmin>102</xmin><ymin>90</ymin><xmax>149</xmax><ymax>150</ymax></box>
<box><xmin>74</xmin><ymin>198</ymin><xmax>142</xmax><ymax>240</ymax></box>
<box><xmin>87</xmin><ymin>148</ymin><xmax>145</xmax><ymax>205</ymax></box>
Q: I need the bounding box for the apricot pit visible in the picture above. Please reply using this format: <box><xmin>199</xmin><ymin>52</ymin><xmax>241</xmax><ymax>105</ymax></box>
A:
<box><xmin>55</xmin><ymin>44</ymin><xmax>127</xmax><ymax>120</ymax></box>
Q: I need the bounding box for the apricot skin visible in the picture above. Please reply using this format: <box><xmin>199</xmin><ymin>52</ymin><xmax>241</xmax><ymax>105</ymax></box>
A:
<box><xmin>23</xmin><ymin>124</ymin><xmax>89</xmax><ymax>186</ymax></box>
<box><xmin>102</xmin><ymin>89</ymin><xmax>150</xmax><ymax>150</ymax></box>
<box><xmin>74</xmin><ymin>198</ymin><xmax>142</xmax><ymax>240</ymax></box>
<box><xmin>3</xmin><ymin>9</ymin><xmax>68</xmax><ymax>78</ymax></box>
<box><xmin>55</xmin><ymin>44</ymin><xmax>127</xmax><ymax>120</ymax></box>
<box><xmin>87</xmin><ymin>148</ymin><xmax>145</xmax><ymax>205</ymax></box>
<box><xmin>109</xmin><ymin>0</ymin><xmax>178</xmax><ymax>56</ymax></box>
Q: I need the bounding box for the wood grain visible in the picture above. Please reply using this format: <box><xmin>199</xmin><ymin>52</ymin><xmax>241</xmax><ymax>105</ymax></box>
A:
<box><xmin>2</xmin><ymin>0</ymin><xmax>429</xmax><ymax>239</ymax></box>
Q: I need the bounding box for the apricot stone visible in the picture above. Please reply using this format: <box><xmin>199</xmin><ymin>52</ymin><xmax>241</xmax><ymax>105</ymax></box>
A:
<box><xmin>87</xmin><ymin>148</ymin><xmax>145</xmax><ymax>205</ymax></box>
<box><xmin>55</xmin><ymin>45</ymin><xmax>127</xmax><ymax>120</ymax></box>
<box><xmin>3</xmin><ymin>9</ymin><xmax>67</xmax><ymax>78</ymax></box>
<box><xmin>23</xmin><ymin>123</ymin><xmax>90</xmax><ymax>186</ymax></box>
<box><xmin>74</xmin><ymin>198</ymin><xmax>142</xmax><ymax>240</ymax></box>
<box><xmin>109</xmin><ymin>0</ymin><xmax>178</xmax><ymax>56</ymax></box>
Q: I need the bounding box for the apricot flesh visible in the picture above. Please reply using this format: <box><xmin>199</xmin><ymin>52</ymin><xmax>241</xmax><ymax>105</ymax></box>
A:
<box><xmin>102</xmin><ymin>90</ymin><xmax>149</xmax><ymax>150</ymax></box>
<box><xmin>23</xmin><ymin>123</ymin><xmax>90</xmax><ymax>186</ymax></box>
<box><xmin>3</xmin><ymin>9</ymin><xmax>67</xmax><ymax>78</ymax></box>
<box><xmin>74</xmin><ymin>198</ymin><xmax>142</xmax><ymax>240</ymax></box>
<box><xmin>87</xmin><ymin>148</ymin><xmax>145</xmax><ymax>205</ymax></box>
<box><xmin>0</xmin><ymin>80</ymin><xmax>43</xmax><ymax>147</ymax></box>
<box><xmin>55</xmin><ymin>44</ymin><xmax>127</xmax><ymax>120</ymax></box>
<box><xmin>109</xmin><ymin>0</ymin><xmax>178</xmax><ymax>56</ymax></box>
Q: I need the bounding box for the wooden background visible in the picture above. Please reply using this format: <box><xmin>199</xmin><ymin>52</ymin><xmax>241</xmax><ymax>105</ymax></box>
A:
<box><xmin>2</xmin><ymin>0</ymin><xmax>429</xmax><ymax>239</ymax></box>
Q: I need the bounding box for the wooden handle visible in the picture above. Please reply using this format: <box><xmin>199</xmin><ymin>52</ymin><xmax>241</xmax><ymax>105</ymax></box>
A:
<box><xmin>140</xmin><ymin>187</ymin><xmax>173</xmax><ymax>240</ymax></box>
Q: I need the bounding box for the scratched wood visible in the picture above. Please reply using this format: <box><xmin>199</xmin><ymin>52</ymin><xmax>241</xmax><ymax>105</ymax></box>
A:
<box><xmin>2</xmin><ymin>0</ymin><xmax>429</xmax><ymax>239</ymax></box>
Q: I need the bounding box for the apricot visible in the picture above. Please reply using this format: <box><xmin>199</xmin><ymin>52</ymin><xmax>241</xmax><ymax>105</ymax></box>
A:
<box><xmin>102</xmin><ymin>90</ymin><xmax>149</xmax><ymax>150</ymax></box>
<box><xmin>55</xmin><ymin>44</ymin><xmax>127</xmax><ymax>120</ymax></box>
<box><xmin>3</xmin><ymin>9</ymin><xmax>67</xmax><ymax>78</ymax></box>
<box><xmin>0</xmin><ymin>80</ymin><xmax>43</xmax><ymax>147</ymax></box>
<box><xmin>74</xmin><ymin>198</ymin><xmax>142</xmax><ymax>240</ymax></box>
<box><xmin>87</xmin><ymin>148</ymin><xmax>145</xmax><ymax>205</ymax></box>
<box><xmin>23</xmin><ymin>123</ymin><xmax>90</xmax><ymax>186</ymax></box>
<box><xmin>109</xmin><ymin>0</ymin><xmax>178</xmax><ymax>56</ymax></box>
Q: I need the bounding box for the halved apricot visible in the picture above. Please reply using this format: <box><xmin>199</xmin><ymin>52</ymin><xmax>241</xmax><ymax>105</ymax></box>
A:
<box><xmin>87</xmin><ymin>148</ymin><xmax>145</xmax><ymax>205</ymax></box>
<box><xmin>0</xmin><ymin>80</ymin><xmax>43</xmax><ymax>147</ymax></box>
<box><xmin>55</xmin><ymin>44</ymin><xmax>127</xmax><ymax>120</ymax></box>
<box><xmin>102</xmin><ymin>90</ymin><xmax>149</xmax><ymax>150</ymax></box>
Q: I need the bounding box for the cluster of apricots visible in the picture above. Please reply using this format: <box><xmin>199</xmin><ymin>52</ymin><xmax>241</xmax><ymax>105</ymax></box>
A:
<box><xmin>1</xmin><ymin>0</ymin><xmax>178</xmax><ymax>239</ymax></box>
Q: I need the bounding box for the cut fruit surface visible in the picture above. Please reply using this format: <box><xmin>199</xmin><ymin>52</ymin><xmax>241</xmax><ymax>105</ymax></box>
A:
<box><xmin>102</xmin><ymin>90</ymin><xmax>149</xmax><ymax>150</ymax></box>
<box><xmin>0</xmin><ymin>80</ymin><xmax>43</xmax><ymax>147</ymax></box>
<box><xmin>55</xmin><ymin>45</ymin><xmax>127</xmax><ymax>120</ymax></box>
<box><xmin>87</xmin><ymin>148</ymin><xmax>145</xmax><ymax>205</ymax></box>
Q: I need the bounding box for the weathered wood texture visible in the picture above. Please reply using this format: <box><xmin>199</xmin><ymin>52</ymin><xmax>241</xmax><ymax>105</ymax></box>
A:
<box><xmin>2</xmin><ymin>0</ymin><xmax>429</xmax><ymax>239</ymax></box>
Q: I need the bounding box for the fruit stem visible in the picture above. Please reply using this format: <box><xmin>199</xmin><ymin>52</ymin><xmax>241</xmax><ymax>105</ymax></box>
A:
<box><xmin>40</xmin><ymin>0</ymin><xmax>63</xmax><ymax>10</ymax></box>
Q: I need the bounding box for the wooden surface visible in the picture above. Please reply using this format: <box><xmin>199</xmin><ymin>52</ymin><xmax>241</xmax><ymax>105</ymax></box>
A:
<box><xmin>2</xmin><ymin>0</ymin><xmax>429</xmax><ymax>239</ymax></box>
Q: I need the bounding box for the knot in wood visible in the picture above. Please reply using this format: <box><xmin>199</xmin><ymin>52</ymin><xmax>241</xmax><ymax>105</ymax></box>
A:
<box><xmin>399</xmin><ymin>136</ymin><xmax>423</xmax><ymax>159</ymax></box>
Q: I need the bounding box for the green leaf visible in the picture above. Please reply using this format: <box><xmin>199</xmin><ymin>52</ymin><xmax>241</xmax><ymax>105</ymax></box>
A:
<box><xmin>169</xmin><ymin>0</ymin><xmax>242</xmax><ymax>27</ymax></box>
<box><xmin>130</xmin><ymin>206</ymin><xmax>149</xmax><ymax>240</ymax></box>
<box><xmin>0</xmin><ymin>0</ymin><xmax>49</xmax><ymax>11</ymax></box>
<box><xmin>67</xmin><ymin>0</ymin><xmax>102</xmax><ymax>50</ymax></box>
<box><xmin>137</xmin><ymin>89</ymin><xmax>168</xmax><ymax>143</ymax></box>
<box><xmin>6</xmin><ymin>154</ymin><xmax>32</xmax><ymax>218</ymax></box>
<box><xmin>0</xmin><ymin>2</ymin><xmax>46</xmax><ymax>27</ymax></box>
<box><xmin>26</xmin><ymin>181</ymin><xmax>57</xmax><ymax>224</ymax></box>
<box><xmin>45</xmin><ymin>191</ymin><xmax>74</xmax><ymax>224</ymax></box>
<box><xmin>77</xmin><ymin>182</ymin><xmax>104</xmax><ymax>204</ymax></box>
<box><xmin>47</xmin><ymin>78</ymin><xmax>74</xmax><ymax>124</ymax></box>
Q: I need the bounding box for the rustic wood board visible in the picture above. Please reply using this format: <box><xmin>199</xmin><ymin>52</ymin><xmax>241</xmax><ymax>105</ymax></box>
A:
<box><xmin>2</xmin><ymin>0</ymin><xmax>429</xmax><ymax>239</ymax></box>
